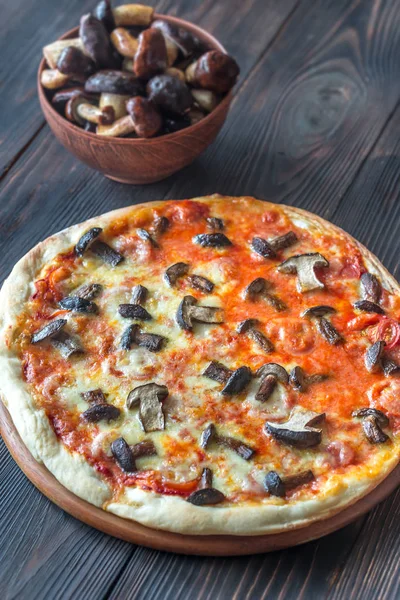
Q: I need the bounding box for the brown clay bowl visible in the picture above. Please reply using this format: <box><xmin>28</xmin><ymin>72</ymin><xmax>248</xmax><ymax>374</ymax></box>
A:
<box><xmin>38</xmin><ymin>16</ymin><xmax>233</xmax><ymax>185</ymax></box>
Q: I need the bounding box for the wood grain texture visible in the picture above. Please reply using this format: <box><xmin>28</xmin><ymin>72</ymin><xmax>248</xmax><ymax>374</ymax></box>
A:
<box><xmin>1</xmin><ymin>0</ymin><xmax>400</xmax><ymax>597</ymax></box>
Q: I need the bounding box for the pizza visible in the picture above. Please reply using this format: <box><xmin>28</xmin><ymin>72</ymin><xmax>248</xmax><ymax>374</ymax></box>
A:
<box><xmin>1</xmin><ymin>194</ymin><xmax>400</xmax><ymax>536</ymax></box>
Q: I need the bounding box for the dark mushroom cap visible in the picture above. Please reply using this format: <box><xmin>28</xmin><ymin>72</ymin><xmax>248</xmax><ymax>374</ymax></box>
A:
<box><xmin>91</xmin><ymin>240</ymin><xmax>124</xmax><ymax>266</ymax></box>
<box><xmin>203</xmin><ymin>361</ymin><xmax>232</xmax><ymax>383</ymax></box>
<box><xmin>134</xmin><ymin>28</ymin><xmax>168</xmax><ymax>80</ymax></box>
<box><xmin>265</xmin><ymin>407</ymin><xmax>325</xmax><ymax>449</ymax></box>
<box><xmin>243</xmin><ymin>277</ymin><xmax>267</xmax><ymax>300</ymax></box>
<box><xmin>365</xmin><ymin>341</ymin><xmax>385</xmax><ymax>373</ymax></box>
<box><xmin>360</xmin><ymin>272</ymin><xmax>381</xmax><ymax>304</ymax></box>
<box><xmin>147</xmin><ymin>74</ymin><xmax>193</xmax><ymax>116</ymax></box>
<box><xmin>251</xmin><ymin>237</ymin><xmax>276</xmax><ymax>259</ymax></box>
<box><xmin>82</xmin><ymin>403</ymin><xmax>120</xmax><ymax>423</ymax></box>
<box><xmin>236</xmin><ymin>318</ymin><xmax>259</xmax><ymax>334</ymax></box>
<box><xmin>193</xmin><ymin>233</ymin><xmax>232</xmax><ymax>247</ymax></box>
<box><xmin>126</xmin><ymin>97</ymin><xmax>162</xmax><ymax>138</ymax></box>
<box><xmin>164</xmin><ymin>262</ymin><xmax>190</xmax><ymax>287</ymax></box>
<box><xmin>190</xmin><ymin>51</ymin><xmax>240</xmax><ymax>94</ymax></box>
<box><xmin>257</xmin><ymin>363</ymin><xmax>289</xmax><ymax>384</ymax></box>
<box><xmin>75</xmin><ymin>227</ymin><xmax>103</xmax><ymax>256</ymax></box>
<box><xmin>85</xmin><ymin>70</ymin><xmax>145</xmax><ymax>95</ymax></box>
<box><xmin>111</xmin><ymin>437</ymin><xmax>136</xmax><ymax>472</ymax></box>
<box><xmin>301</xmin><ymin>305</ymin><xmax>336</xmax><ymax>319</ymax></box>
<box><xmin>151</xmin><ymin>19</ymin><xmax>199</xmax><ymax>58</ymax></box>
<box><xmin>59</xmin><ymin>296</ymin><xmax>98</xmax><ymax>314</ymax></box>
<box><xmin>362</xmin><ymin>416</ymin><xmax>389</xmax><ymax>444</ymax></box>
<box><xmin>57</xmin><ymin>46</ymin><xmax>95</xmax><ymax>76</ymax></box>
<box><xmin>31</xmin><ymin>319</ymin><xmax>67</xmax><ymax>344</ymax></box>
<box><xmin>221</xmin><ymin>366</ymin><xmax>252</xmax><ymax>396</ymax></box>
<box><xmin>187</xmin><ymin>488</ymin><xmax>225</xmax><ymax>506</ymax></box>
<box><xmin>352</xmin><ymin>407</ymin><xmax>389</xmax><ymax>428</ymax></box>
<box><xmin>94</xmin><ymin>0</ymin><xmax>116</xmax><ymax>32</ymax></box>
<box><xmin>79</xmin><ymin>14</ymin><xmax>118</xmax><ymax>69</ymax></box>
<box><xmin>353</xmin><ymin>300</ymin><xmax>385</xmax><ymax>315</ymax></box>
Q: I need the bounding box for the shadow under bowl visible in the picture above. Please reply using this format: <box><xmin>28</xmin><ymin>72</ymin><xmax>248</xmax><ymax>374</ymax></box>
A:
<box><xmin>38</xmin><ymin>15</ymin><xmax>233</xmax><ymax>185</ymax></box>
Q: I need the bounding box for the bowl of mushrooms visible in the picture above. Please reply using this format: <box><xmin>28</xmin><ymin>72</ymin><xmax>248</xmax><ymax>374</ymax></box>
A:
<box><xmin>38</xmin><ymin>2</ymin><xmax>240</xmax><ymax>184</ymax></box>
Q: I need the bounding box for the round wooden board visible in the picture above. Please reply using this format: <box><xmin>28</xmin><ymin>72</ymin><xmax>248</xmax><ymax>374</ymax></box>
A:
<box><xmin>1</xmin><ymin>401</ymin><xmax>399</xmax><ymax>556</ymax></box>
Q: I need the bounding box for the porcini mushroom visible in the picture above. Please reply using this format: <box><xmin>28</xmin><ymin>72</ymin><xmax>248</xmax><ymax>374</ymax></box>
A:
<box><xmin>221</xmin><ymin>366</ymin><xmax>252</xmax><ymax>396</ymax></box>
<box><xmin>126</xmin><ymin>382</ymin><xmax>168</xmax><ymax>432</ymax></box>
<box><xmin>134</xmin><ymin>28</ymin><xmax>167</xmax><ymax>80</ymax></box>
<box><xmin>126</xmin><ymin>97</ymin><xmax>162</xmax><ymax>138</ymax></box>
<box><xmin>164</xmin><ymin>262</ymin><xmax>190</xmax><ymax>287</ymax></box>
<box><xmin>85</xmin><ymin>70</ymin><xmax>144</xmax><ymax>95</ymax></box>
<box><xmin>31</xmin><ymin>319</ymin><xmax>67</xmax><ymax>344</ymax></box>
<box><xmin>264</xmin><ymin>469</ymin><xmax>314</xmax><ymax>497</ymax></box>
<box><xmin>255</xmin><ymin>363</ymin><xmax>289</xmax><ymax>402</ymax></box>
<box><xmin>176</xmin><ymin>296</ymin><xmax>224</xmax><ymax>331</ymax></box>
<box><xmin>147</xmin><ymin>74</ymin><xmax>193</xmax><ymax>115</ymax></box>
<box><xmin>278</xmin><ymin>253</ymin><xmax>329</xmax><ymax>293</ymax></box>
<box><xmin>41</xmin><ymin>69</ymin><xmax>70</xmax><ymax>90</ymax></box>
<box><xmin>365</xmin><ymin>341</ymin><xmax>385</xmax><ymax>373</ymax></box>
<box><xmin>80</xmin><ymin>13</ymin><xmax>119</xmax><ymax>69</ymax></box>
<box><xmin>110</xmin><ymin>27</ymin><xmax>139</xmax><ymax>57</ymax></box>
<box><xmin>236</xmin><ymin>319</ymin><xmax>274</xmax><ymax>353</ymax></box>
<box><xmin>360</xmin><ymin>272</ymin><xmax>382</xmax><ymax>304</ymax></box>
<box><xmin>43</xmin><ymin>38</ymin><xmax>86</xmax><ymax>70</ymax></box>
<box><xmin>265</xmin><ymin>407</ymin><xmax>326</xmax><ymax>448</ymax></box>
<box><xmin>186</xmin><ymin>51</ymin><xmax>240</xmax><ymax>94</ymax></box>
<box><xmin>193</xmin><ymin>233</ymin><xmax>232</xmax><ymax>247</ymax></box>
<box><xmin>113</xmin><ymin>4</ymin><xmax>154</xmax><ymax>27</ymax></box>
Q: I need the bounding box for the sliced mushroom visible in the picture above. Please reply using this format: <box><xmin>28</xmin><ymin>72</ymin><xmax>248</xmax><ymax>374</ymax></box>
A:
<box><xmin>265</xmin><ymin>407</ymin><xmax>325</xmax><ymax>448</ymax></box>
<box><xmin>31</xmin><ymin>319</ymin><xmax>67</xmax><ymax>344</ymax></box>
<box><xmin>118</xmin><ymin>304</ymin><xmax>152</xmax><ymax>320</ymax></box>
<box><xmin>269</xmin><ymin>231</ymin><xmax>298</xmax><ymax>252</ymax></box>
<box><xmin>352</xmin><ymin>408</ymin><xmax>389</xmax><ymax>428</ymax></box>
<box><xmin>41</xmin><ymin>69</ymin><xmax>70</xmax><ymax>90</ymax></box>
<box><xmin>75</xmin><ymin>227</ymin><xmax>103</xmax><ymax>256</ymax></box>
<box><xmin>264</xmin><ymin>469</ymin><xmax>314</xmax><ymax>497</ymax></box>
<box><xmin>193</xmin><ymin>233</ymin><xmax>232</xmax><ymax>247</ymax></box>
<box><xmin>164</xmin><ymin>262</ymin><xmax>190</xmax><ymax>287</ymax></box>
<box><xmin>134</xmin><ymin>28</ymin><xmax>167</xmax><ymax>80</ymax></box>
<box><xmin>200</xmin><ymin>467</ymin><xmax>213</xmax><ymax>489</ymax></box>
<box><xmin>353</xmin><ymin>300</ymin><xmax>385</xmax><ymax>315</ymax></box>
<box><xmin>75</xmin><ymin>283</ymin><xmax>103</xmax><ymax>300</ymax></box>
<box><xmin>126</xmin><ymin>97</ymin><xmax>162</xmax><ymax>138</ymax></box>
<box><xmin>82</xmin><ymin>403</ymin><xmax>121</xmax><ymax>423</ymax></box>
<box><xmin>200</xmin><ymin>424</ymin><xmax>254</xmax><ymax>460</ymax></box>
<box><xmin>137</xmin><ymin>227</ymin><xmax>159</xmax><ymax>247</ymax></box>
<box><xmin>94</xmin><ymin>0</ymin><xmax>115</xmax><ymax>32</ymax></box>
<box><xmin>255</xmin><ymin>363</ymin><xmax>289</xmax><ymax>402</ymax></box>
<box><xmin>360</xmin><ymin>272</ymin><xmax>382</xmax><ymax>304</ymax></box>
<box><xmin>187</xmin><ymin>275</ymin><xmax>214</xmax><ymax>294</ymax></box>
<box><xmin>91</xmin><ymin>240</ymin><xmax>124</xmax><ymax>266</ymax></box>
<box><xmin>85</xmin><ymin>70</ymin><xmax>144</xmax><ymax>95</ymax></box>
<box><xmin>59</xmin><ymin>296</ymin><xmax>98</xmax><ymax>314</ymax></box>
<box><xmin>289</xmin><ymin>366</ymin><xmax>307</xmax><ymax>392</ymax></box>
<box><xmin>301</xmin><ymin>305</ymin><xmax>336</xmax><ymax>319</ymax></box>
<box><xmin>113</xmin><ymin>4</ymin><xmax>154</xmax><ymax>27</ymax></box>
<box><xmin>176</xmin><ymin>296</ymin><xmax>223</xmax><ymax>331</ymax></box>
<box><xmin>120</xmin><ymin>324</ymin><xmax>138</xmax><ymax>351</ymax></box>
<box><xmin>126</xmin><ymin>383</ymin><xmax>168</xmax><ymax>433</ymax></box>
<box><xmin>316</xmin><ymin>317</ymin><xmax>343</xmax><ymax>345</ymax></box>
<box><xmin>147</xmin><ymin>74</ymin><xmax>193</xmax><ymax>115</ymax></box>
<box><xmin>278</xmin><ymin>253</ymin><xmax>329</xmax><ymax>293</ymax></box>
<box><xmin>243</xmin><ymin>277</ymin><xmax>267</xmax><ymax>300</ymax></box>
<box><xmin>221</xmin><ymin>366</ymin><xmax>252</xmax><ymax>396</ymax></box>
<box><xmin>79</xmin><ymin>14</ymin><xmax>118</xmax><ymax>69</ymax></box>
<box><xmin>381</xmin><ymin>357</ymin><xmax>400</xmax><ymax>377</ymax></box>
<box><xmin>153</xmin><ymin>215</ymin><xmax>170</xmax><ymax>234</ymax></box>
<box><xmin>130</xmin><ymin>440</ymin><xmax>157</xmax><ymax>460</ymax></box>
<box><xmin>81</xmin><ymin>389</ymin><xmax>106</xmax><ymax>404</ymax></box>
<box><xmin>131</xmin><ymin>284</ymin><xmax>148</xmax><ymax>305</ymax></box>
<box><xmin>51</xmin><ymin>332</ymin><xmax>83</xmax><ymax>359</ymax></box>
<box><xmin>250</xmin><ymin>237</ymin><xmax>276</xmax><ymax>259</ymax></box>
<box><xmin>200</xmin><ymin>423</ymin><xmax>216</xmax><ymax>448</ymax></box>
<box><xmin>203</xmin><ymin>361</ymin><xmax>232</xmax><ymax>383</ymax></box>
<box><xmin>110</xmin><ymin>27</ymin><xmax>139</xmax><ymax>57</ymax></box>
<box><xmin>111</xmin><ymin>437</ymin><xmax>136</xmax><ymax>472</ymax></box>
<box><xmin>187</xmin><ymin>488</ymin><xmax>225</xmax><ymax>506</ymax></box>
<box><xmin>362</xmin><ymin>416</ymin><xmax>389</xmax><ymax>444</ymax></box>
<box><xmin>365</xmin><ymin>341</ymin><xmax>385</xmax><ymax>373</ymax></box>
<box><xmin>135</xmin><ymin>330</ymin><xmax>166</xmax><ymax>352</ymax></box>
<box><xmin>206</xmin><ymin>217</ymin><xmax>224</xmax><ymax>231</ymax></box>
<box><xmin>185</xmin><ymin>51</ymin><xmax>240</xmax><ymax>94</ymax></box>
<box><xmin>237</xmin><ymin>319</ymin><xmax>274</xmax><ymax>353</ymax></box>
<box><xmin>236</xmin><ymin>319</ymin><xmax>258</xmax><ymax>334</ymax></box>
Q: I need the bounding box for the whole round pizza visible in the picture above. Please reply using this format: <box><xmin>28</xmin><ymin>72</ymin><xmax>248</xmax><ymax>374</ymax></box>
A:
<box><xmin>1</xmin><ymin>195</ymin><xmax>400</xmax><ymax>535</ymax></box>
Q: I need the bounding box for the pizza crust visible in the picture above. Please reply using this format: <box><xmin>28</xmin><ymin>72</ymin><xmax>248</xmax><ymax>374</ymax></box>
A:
<box><xmin>1</xmin><ymin>195</ymin><xmax>399</xmax><ymax>535</ymax></box>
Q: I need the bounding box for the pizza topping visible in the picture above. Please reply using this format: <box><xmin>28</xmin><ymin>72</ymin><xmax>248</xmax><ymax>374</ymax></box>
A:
<box><xmin>120</xmin><ymin>324</ymin><xmax>166</xmax><ymax>352</ymax></box>
<box><xmin>75</xmin><ymin>227</ymin><xmax>103</xmax><ymax>257</ymax></box>
<box><xmin>81</xmin><ymin>388</ymin><xmax>106</xmax><ymax>404</ymax></box>
<box><xmin>31</xmin><ymin>319</ymin><xmax>67</xmax><ymax>343</ymax></box>
<box><xmin>91</xmin><ymin>240</ymin><xmax>124</xmax><ymax>266</ymax></box>
<box><xmin>131</xmin><ymin>284</ymin><xmax>148</xmax><ymax>305</ymax></box>
<box><xmin>82</xmin><ymin>403</ymin><xmax>121</xmax><ymax>423</ymax></box>
<box><xmin>206</xmin><ymin>217</ymin><xmax>224</xmax><ymax>231</ymax></box>
<box><xmin>365</xmin><ymin>341</ymin><xmax>385</xmax><ymax>373</ymax></box>
<box><xmin>352</xmin><ymin>408</ymin><xmax>389</xmax><ymax>427</ymax></box>
<box><xmin>137</xmin><ymin>228</ymin><xmax>159</xmax><ymax>248</ymax></box>
<box><xmin>353</xmin><ymin>300</ymin><xmax>385</xmax><ymax>315</ymax></box>
<box><xmin>118</xmin><ymin>304</ymin><xmax>152</xmax><ymax>320</ymax></box>
<box><xmin>111</xmin><ymin>437</ymin><xmax>136</xmax><ymax>473</ymax></box>
<box><xmin>255</xmin><ymin>363</ymin><xmax>289</xmax><ymax>402</ymax></box>
<box><xmin>361</xmin><ymin>272</ymin><xmax>382</xmax><ymax>304</ymax></box>
<box><xmin>289</xmin><ymin>366</ymin><xmax>307</xmax><ymax>392</ymax></box>
<box><xmin>164</xmin><ymin>262</ymin><xmax>190</xmax><ymax>287</ymax></box>
<box><xmin>237</xmin><ymin>319</ymin><xmax>274</xmax><ymax>353</ymax></box>
<box><xmin>176</xmin><ymin>296</ymin><xmax>224</xmax><ymax>330</ymax></box>
<box><xmin>381</xmin><ymin>357</ymin><xmax>400</xmax><ymax>377</ymax></box>
<box><xmin>59</xmin><ymin>296</ymin><xmax>98</xmax><ymax>314</ymax></box>
<box><xmin>203</xmin><ymin>361</ymin><xmax>231</xmax><ymax>383</ymax></box>
<box><xmin>187</xmin><ymin>487</ymin><xmax>225</xmax><ymax>506</ymax></box>
<box><xmin>361</xmin><ymin>416</ymin><xmax>389</xmax><ymax>444</ymax></box>
<box><xmin>244</xmin><ymin>277</ymin><xmax>267</xmax><ymax>300</ymax></box>
<box><xmin>130</xmin><ymin>440</ymin><xmax>157</xmax><ymax>460</ymax></box>
<box><xmin>200</xmin><ymin>424</ymin><xmax>255</xmax><ymax>460</ymax></box>
<box><xmin>75</xmin><ymin>283</ymin><xmax>103</xmax><ymax>300</ymax></box>
<box><xmin>250</xmin><ymin>237</ymin><xmax>276</xmax><ymax>259</ymax></box>
<box><xmin>193</xmin><ymin>233</ymin><xmax>232</xmax><ymax>248</ymax></box>
<box><xmin>221</xmin><ymin>366</ymin><xmax>252</xmax><ymax>396</ymax></box>
<box><xmin>200</xmin><ymin>467</ymin><xmax>213</xmax><ymax>488</ymax></box>
<box><xmin>153</xmin><ymin>215</ymin><xmax>170</xmax><ymax>235</ymax></box>
<box><xmin>302</xmin><ymin>305</ymin><xmax>336</xmax><ymax>319</ymax></box>
<box><xmin>264</xmin><ymin>469</ymin><xmax>314</xmax><ymax>497</ymax></box>
<box><xmin>126</xmin><ymin>383</ymin><xmax>168</xmax><ymax>432</ymax></box>
<box><xmin>316</xmin><ymin>317</ymin><xmax>344</xmax><ymax>345</ymax></box>
<box><xmin>187</xmin><ymin>275</ymin><xmax>214</xmax><ymax>294</ymax></box>
<box><xmin>269</xmin><ymin>231</ymin><xmax>298</xmax><ymax>252</ymax></box>
<box><xmin>51</xmin><ymin>332</ymin><xmax>83</xmax><ymax>359</ymax></box>
<box><xmin>263</xmin><ymin>292</ymin><xmax>288</xmax><ymax>312</ymax></box>
<box><xmin>278</xmin><ymin>253</ymin><xmax>329</xmax><ymax>293</ymax></box>
<box><xmin>265</xmin><ymin>406</ymin><xmax>325</xmax><ymax>448</ymax></box>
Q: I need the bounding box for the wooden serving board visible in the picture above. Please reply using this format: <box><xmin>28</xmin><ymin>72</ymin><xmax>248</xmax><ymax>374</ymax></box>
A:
<box><xmin>1</xmin><ymin>400</ymin><xmax>399</xmax><ymax>556</ymax></box>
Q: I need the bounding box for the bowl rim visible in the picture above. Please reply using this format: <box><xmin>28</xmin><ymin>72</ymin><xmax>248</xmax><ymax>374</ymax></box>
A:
<box><xmin>37</xmin><ymin>13</ymin><xmax>233</xmax><ymax>146</ymax></box>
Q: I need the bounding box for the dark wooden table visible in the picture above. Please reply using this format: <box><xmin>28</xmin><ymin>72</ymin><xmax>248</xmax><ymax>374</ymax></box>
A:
<box><xmin>1</xmin><ymin>0</ymin><xmax>400</xmax><ymax>598</ymax></box>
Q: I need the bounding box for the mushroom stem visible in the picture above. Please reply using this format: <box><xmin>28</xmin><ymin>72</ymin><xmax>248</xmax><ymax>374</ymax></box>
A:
<box><xmin>113</xmin><ymin>4</ymin><xmax>155</xmax><ymax>27</ymax></box>
<box><xmin>97</xmin><ymin>114</ymin><xmax>136</xmax><ymax>137</ymax></box>
<box><xmin>77</xmin><ymin>102</ymin><xmax>115</xmax><ymax>125</ymax></box>
<box><xmin>41</xmin><ymin>69</ymin><xmax>70</xmax><ymax>89</ymax></box>
<box><xmin>110</xmin><ymin>27</ymin><xmax>139</xmax><ymax>57</ymax></box>
<box><xmin>100</xmin><ymin>93</ymin><xmax>129</xmax><ymax>120</ymax></box>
